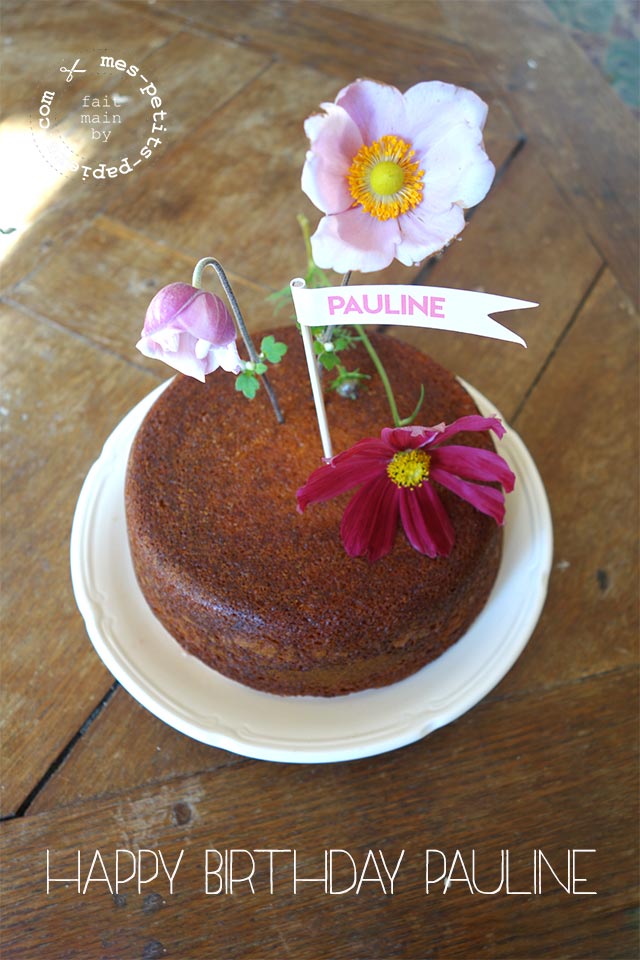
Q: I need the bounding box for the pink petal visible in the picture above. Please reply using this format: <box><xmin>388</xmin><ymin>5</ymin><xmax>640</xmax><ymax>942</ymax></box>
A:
<box><xmin>210</xmin><ymin>340</ymin><xmax>243</xmax><ymax>375</ymax></box>
<box><xmin>178</xmin><ymin>291</ymin><xmax>236</xmax><ymax>346</ymax></box>
<box><xmin>432</xmin><ymin>445</ymin><xmax>515</xmax><ymax>492</ymax></box>
<box><xmin>142</xmin><ymin>284</ymin><xmax>236</xmax><ymax>348</ymax></box>
<box><xmin>430</xmin><ymin>467</ymin><xmax>506</xmax><ymax>524</ymax></box>
<box><xmin>335</xmin><ymin>79</ymin><xmax>407</xmax><ymax>142</ymax></box>
<box><xmin>297</xmin><ymin>454</ymin><xmax>387</xmax><ymax>512</ymax></box>
<box><xmin>402</xmin><ymin>82</ymin><xmax>489</xmax><ymax>143</ymax></box>
<box><xmin>395</xmin><ymin>202</ymin><xmax>466</xmax><ymax>266</ymax></box>
<box><xmin>417</xmin><ymin>122</ymin><xmax>495</xmax><ymax>210</ymax></box>
<box><xmin>398</xmin><ymin>483</ymin><xmax>454</xmax><ymax>557</ymax></box>
<box><xmin>334</xmin><ymin>437</ymin><xmax>393</xmax><ymax>459</ymax></box>
<box><xmin>310</xmin><ymin>207</ymin><xmax>402</xmax><ymax>273</ymax></box>
<box><xmin>301</xmin><ymin>104</ymin><xmax>363</xmax><ymax>214</ymax></box>
<box><xmin>381</xmin><ymin>424</ymin><xmax>445</xmax><ymax>451</ymax></box>
<box><xmin>340</xmin><ymin>475</ymin><xmax>399</xmax><ymax>561</ymax></box>
<box><xmin>136</xmin><ymin>333</ymin><xmax>208</xmax><ymax>381</ymax></box>
<box><xmin>142</xmin><ymin>283</ymin><xmax>197</xmax><ymax>335</ymax></box>
<box><xmin>433</xmin><ymin>415</ymin><xmax>506</xmax><ymax>444</ymax></box>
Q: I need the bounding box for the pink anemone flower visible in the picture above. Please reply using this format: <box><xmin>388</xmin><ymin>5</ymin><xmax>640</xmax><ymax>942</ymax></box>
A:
<box><xmin>297</xmin><ymin>416</ymin><xmax>515</xmax><ymax>562</ymax></box>
<box><xmin>301</xmin><ymin>78</ymin><xmax>495</xmax><ymax>273</ymax></box>
<box><xmin>137</xmin><ymin>282</ymin><xmax>242</xmax><ymax>381</ymax></box>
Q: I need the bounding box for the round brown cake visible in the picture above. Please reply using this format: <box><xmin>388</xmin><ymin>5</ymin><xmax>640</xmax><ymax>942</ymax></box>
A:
<box><xmin>125</xmin><ymin>327</ymin><xmax>502</xmax><ymax>697</ymax></box>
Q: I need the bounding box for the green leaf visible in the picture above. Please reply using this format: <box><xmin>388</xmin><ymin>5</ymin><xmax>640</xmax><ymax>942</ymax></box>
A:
<box><xmin>235</xmin><ymin>371</ymin><xmax>260</xmax><ymax>399</ymax></box>
<box><xmin>319</xmin><ymin>352</ymin><xmax>338</xmax><ymax>371</ymax></box>
<box><xmin>261</xmin><ymin>335</ymin><xmax>288</xmax><ymax>363</ymax></box>
<box><xmin>398</xmin><ymin>383</ymin><xmax>426</xmax><ymax>427</ymax></box>
<box><xmin>266</xmin><ymin>285</ymin><xmax>293</xmax><ymax>314</ymax></box>
<box><xmin>254</xmin><ymin>362</ymin><xmax>268</xmax><ymax>375</ymax></box>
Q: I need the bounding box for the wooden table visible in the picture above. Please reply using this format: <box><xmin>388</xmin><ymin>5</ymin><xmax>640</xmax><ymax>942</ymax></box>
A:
<box><xmin>1</xmin><ymin>1</ymin><xmax>638</xmax><ymax>957</ymax></box>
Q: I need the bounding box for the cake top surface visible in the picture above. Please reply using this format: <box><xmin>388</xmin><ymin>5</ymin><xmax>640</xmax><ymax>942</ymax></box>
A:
<box><xmin>126</xmin><ymin>327</ymin><xmax>500</xmax><ymax>655</ymax></box>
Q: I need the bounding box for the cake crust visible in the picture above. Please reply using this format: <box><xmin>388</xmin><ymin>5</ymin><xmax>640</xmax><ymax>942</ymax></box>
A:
<box><xmin>125</xmin><ymin>327</ymin><xmax>502</xmax><ymax>696</ymax></box>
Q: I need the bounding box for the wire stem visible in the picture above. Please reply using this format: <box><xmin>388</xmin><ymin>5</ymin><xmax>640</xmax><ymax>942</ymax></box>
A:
<box><xmin>192</xmin><ymin>257</ymin><xmax>284</xmax><ymax>424</ymax></box>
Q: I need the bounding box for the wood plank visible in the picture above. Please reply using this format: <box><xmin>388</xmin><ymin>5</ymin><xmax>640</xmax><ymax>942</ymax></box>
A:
<box><xmin>0</xmin><ymin>304</ymin><xmax>160</xmax><ymax>816</ymax></box>
<box><xmin>1</xmin><ymin>0</ymin><xmax>177</xmax><ymax>121</ymax></box>
<box><xmin>155</xmin><ymin>0</ymin><xmax>494</xmax><ymax>92</ymax></box>
<box><xmin>1</xmin><ymin>23</ymin><xmax>270</xmax><ymax>291</ymax></box>
<box><xmin>441</xmin><ymin>0</ymin><xmax>640</xmax><ymax>307</ymax></box>
<box><xmin>27</xmin><ymin>687</ymin><xmax>249</xmax><ymax>816</ymax></box>
<box><xmin>391</xmin><ymin>143</ymin><xmax>603</xmax><ymax>420</ymax></box>
<box><xmin>2</xmin><ymin>669</ymin><xmax>637</xmax><ymax>958</ymax></box>
<box><xmin>496</xmin><ymin>266</ymin><xmax>639</xmax><ymax>695</ymax></box>
<box><xmin>316</xmin><ymin>0</ymin><xmax>456</xmax><ymax>38</ymax></box>
<box><xmin>8</xmin><ymin>216</ymin><xmax>275</xmax><ymax>367</ymax></box>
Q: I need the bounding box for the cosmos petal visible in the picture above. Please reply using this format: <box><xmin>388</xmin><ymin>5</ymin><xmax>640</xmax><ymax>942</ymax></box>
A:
<box><xmin>381</xmin><ymin>424</ymin><xmax>445</xmax><ymax>451</ymax></box>
<box><xmin>432</xmin><ymin>445</ymin><xmax>515</xmax><ymax>492</ymax></box>
<box><xmin>297</xmin><ymin>454</ymin><xmax>387</xmax><ymax>511</ymax></box>
<box><xmin>434</xmin><ymin>415</ymin><xmax>506</xmax><ymax>443</ymax></box>
<box><xmin>430</xmin><ymin>467</ymin><xmax>507</xmax><ymax>524</ymax></box>
<box><xmin>340</xmin><ymin>474</ymin><xmax>400</xmax><ymax>561</ymax></box>
<box><xmin>398</xmin><ymin>484</ymin><xmax>454</xmax><ymax>557</ymax></box>
<box><xmin>297</xmin><ymin>416</ymin><xmax>512</xmax><ymax>561</ymax></box>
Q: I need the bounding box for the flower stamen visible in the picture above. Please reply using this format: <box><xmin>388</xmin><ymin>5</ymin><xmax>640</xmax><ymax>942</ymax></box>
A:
<box><xmin>347</xmin><ymin>134</ymin><xmax>424</xmax><ymax>221</ymax></box>
<box><xmin>386</xmin><ymin>448</ymin><xmax>431</xmax><ymax>488</ymax></box>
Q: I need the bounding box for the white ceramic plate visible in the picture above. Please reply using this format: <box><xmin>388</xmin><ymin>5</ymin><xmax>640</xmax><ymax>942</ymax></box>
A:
<box><xmin>70</xmin><ymin>380</ymin><xmax>552</xmax><ymax>763</ymax></box>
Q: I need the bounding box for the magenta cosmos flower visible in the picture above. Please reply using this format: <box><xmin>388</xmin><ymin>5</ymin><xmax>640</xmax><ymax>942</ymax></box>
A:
<box><xmin>137</xmin><ymin>282</ymin><xmax>242</xmax><ymax>381</ymax></box>
<box><xmin>297</xmin><ymin>416</ymin><xmax>515</xmax><ymax>562</ymax></box>
<box><xmin>301</xmin><ymin>79</ymin><xmax>495</xmax><ymax>273</ymax></box>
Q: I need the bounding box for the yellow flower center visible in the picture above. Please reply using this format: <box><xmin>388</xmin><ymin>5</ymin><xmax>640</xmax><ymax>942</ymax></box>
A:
<box><xmin>347</xmin><ymin>135</ymin><xmax>424</xmax><ymax>221</ymax></box>
<box><xmin>386</xmin><ymin>448</ymin><xmax>431</xmax><ymax>488</ymax></box>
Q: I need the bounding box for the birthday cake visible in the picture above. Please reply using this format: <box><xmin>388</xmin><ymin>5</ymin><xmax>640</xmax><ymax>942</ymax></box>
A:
<box><xmin>125</xmin><ymin>327</ymin><xmax>505</xmax><ymax>697</ymax></box>
<box><xmin>124</xmin><ymin>76</ymin><xmax>526</xmax><ymax>699</ymax></box>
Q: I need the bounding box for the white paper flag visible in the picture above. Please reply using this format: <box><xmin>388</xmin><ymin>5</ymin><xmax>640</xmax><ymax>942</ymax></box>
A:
<box><xmin>290</xmin><ymin>279</ymin><xmax>537</xmax><ymax>458</ymax></box>
<box><xmin>290</xmin><ymin>280</ymin><xmax>535</xmax><ymax>346</ymax></box>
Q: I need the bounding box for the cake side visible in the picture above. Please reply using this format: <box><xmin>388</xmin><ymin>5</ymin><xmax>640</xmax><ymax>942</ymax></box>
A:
<box><xmin>125</xmin><ymin>327</ymin><xmax>502</xmax><ymax>696</ymax></box>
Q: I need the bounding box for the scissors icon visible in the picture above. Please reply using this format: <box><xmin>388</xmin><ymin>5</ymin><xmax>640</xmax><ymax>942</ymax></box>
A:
<box><xmin>59</xmin><ymin>59</ymin><xmax>86</xmax><ymax>83</ymax></box>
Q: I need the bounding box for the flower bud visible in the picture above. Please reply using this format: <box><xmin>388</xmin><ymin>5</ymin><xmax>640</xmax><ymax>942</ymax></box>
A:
<box><xmin>136</xmin><ymin>282</ymin><xmax>242</xmax><ymax>382</ymax></box>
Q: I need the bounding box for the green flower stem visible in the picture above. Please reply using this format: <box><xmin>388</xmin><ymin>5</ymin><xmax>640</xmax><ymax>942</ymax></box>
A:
<box><xmin>355</xmin><ymin>324</ymin><xmax>425</xmax><ymax>427</ymax></box>
<box><xmin>297</xmin><ymin>213</ymin><xmax>315</xmax><ymax>274</ymax></box>
<box><xmin>353</xmin><ymin>323</ymin><xmax>403</xmax><ymax>427</ymax></box>
<box><xmin>192</xmin><ymin>257</ymin><xmax>284</xmax><ymax>424</ymax></box>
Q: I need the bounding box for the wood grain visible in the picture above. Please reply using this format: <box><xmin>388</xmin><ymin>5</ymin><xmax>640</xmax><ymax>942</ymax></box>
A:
<box><xmin>441</xmin><ymin>0</ymin><xmax>640</xmax><ymax>308</ymax></box>
<box><xmin>391</xmin><ymin>143</ymin><xmax>603</xmax><ymax>420</ymax></box>
<box><xmin>9</xmin><ymin>216</ymin><xmax>277</xmax><ymax>366</ymax></box>
<box><xmin>27</xmin><ymin>687</ymin><xmax>250</xmax><ymax>816</ymax></box>
<box><xmin>157</xmin><ymin>0</ymin><xmax>493</xmax><ymax>92</ymax></box>
<box><xmin>0</xmin><ymin>306</ymin><xmax>158</xmax><ymax>816</ymax></box>
<box><xmin>503</xmin><ymin>267</ymin><xmax>639</xmax><ymax>692</ymax></box>
<box><xmin>0</xmin><ymin>14</ymin><xmax>270</xmax><ymax>291</ymax></box>
<box><xmin>1</xmin><ymin>670</ymin><xmax>637</xmax><ymax>959</ymax></box>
